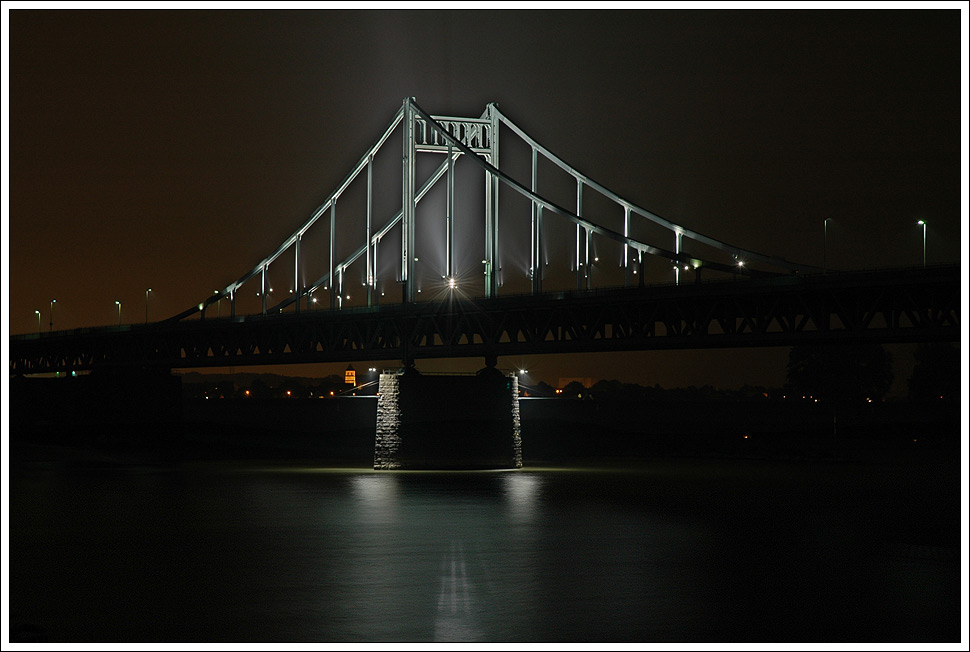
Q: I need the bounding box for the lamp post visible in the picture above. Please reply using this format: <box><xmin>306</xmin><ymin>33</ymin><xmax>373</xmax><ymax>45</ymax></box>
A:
<box><xmin>35</xmin><ymin>310</ymin><xmax>41</xmax><ymax>334</ymax></box>
<box><xmin>145</xmin><ymin>288</ymin><xmax>152</xmax><ymax>324</ymax></box>
<box><xmin>917</xmin><ymin>220</ymin><xmax>926</xmax><ymax>267</ymax></box>
<box><xmin>115</xmin><ymin>301</ymin><xmax>122</xmax><ymax>326</ymax></box>
<box><xmin>823</xmin><ymin>218</ymin><xmax>832</xmax><ymax>273</ymax></box>
<box><xmin>49</xmin><ymin>299</ymin><xmax>56</xmax><ymax>332</ymax></box>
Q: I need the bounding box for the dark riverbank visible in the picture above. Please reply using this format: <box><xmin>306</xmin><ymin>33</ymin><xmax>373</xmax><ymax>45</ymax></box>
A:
<box><xmin>9</xmin><ymin>372</ymin><xmax>960</xmax><ymax>467</ymax></box>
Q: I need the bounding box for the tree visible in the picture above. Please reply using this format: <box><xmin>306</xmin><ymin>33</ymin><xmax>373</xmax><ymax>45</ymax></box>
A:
<box><xmin>531</xmin><ymin>381</ymin><xmax>557</xmax><ymax>397</ymax></box>
<box><xmin>248</xmin><ymin>378</ymin><xmax>269</xmax><ymax>398</ymax></box>
<box><xmin>908</xmin><ymin>343</ymin><xmax>960</xmax><ymax>401</ymax></box>
<box><xmin>786</xmin><ymin>343</ymin><xmax>893</xmax><ymax>403</ymax></box>
<box><xmin>590</xmin><ymin>379</ymin><xmax>622</xmax><ymax>397</ymax></box>
<box><xmin>561</xmin><ymin>381</ymin><xmax>588</xmax><ymax>399</ymax></box>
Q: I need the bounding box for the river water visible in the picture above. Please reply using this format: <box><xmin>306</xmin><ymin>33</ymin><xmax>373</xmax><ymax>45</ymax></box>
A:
<box><xmin>8</xmin><ymin>447</ymin><xmax>961</xmax><ymax>642</ymax></box>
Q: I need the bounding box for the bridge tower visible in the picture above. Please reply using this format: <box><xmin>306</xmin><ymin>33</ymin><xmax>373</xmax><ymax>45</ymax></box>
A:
<box><xmin>400</xmin><ymin>98</ymin><xmax>500</xmax><ymax>303</ymax></box>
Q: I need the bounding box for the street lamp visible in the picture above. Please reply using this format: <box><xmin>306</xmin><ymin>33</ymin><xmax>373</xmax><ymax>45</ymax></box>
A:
<box><xmin>146</xmin><ymin>288</ymin><xmax>152</xmax><ymax>324</ymax></box>
<box><xmin>115</xmin><ymin>300</ymin><xmax>122</xmax><ymax>326</ymax></box>
<box><xmin>34</xmin><ymin>310</ymin><xmax>41</xmax><ymax>334</ymax></box>
<box><xmin>49</xmin><ymin>299</ymin><xmax>56</xmax><ymax>332</ymax></box>
<box><xmin>917</xmin><ymin>220</ymin><xmax>926</xmax><ymax>267</ymax></box>
<box><xmin>823</xmin><ymin>218</ymin><xmax>832</xmax><ymax>273</ymax></box>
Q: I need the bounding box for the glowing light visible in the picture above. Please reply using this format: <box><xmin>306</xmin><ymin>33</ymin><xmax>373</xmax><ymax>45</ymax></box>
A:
<box><xmin>447</xmin><ymin>277</ymin><xmax>457</xmax><ymax>289</ymax></box>
<box><xmin>330</xmin><ymin>391</ymin><xmax>335</xmax><ymax>396</ymax></box>
<box><xmin>286</xmin><ymin>390</ymin><xmax>291</xmax><ymax>397</ymax></box>
<box><xmin>917</xmin><ymin>220</ymin><xmax>927</xmax><ymax>266</ymax></box>
<box><xmin>244</xmin><ymin>390</ymin><xmax>250</xmax><ymax>396</ymax></box>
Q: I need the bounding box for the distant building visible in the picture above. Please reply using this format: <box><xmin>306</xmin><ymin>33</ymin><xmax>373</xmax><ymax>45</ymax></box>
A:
<box><xmin>558</xmin><ymin>377</ymin><xmax>592</xmax><ymax>389</ymax></box>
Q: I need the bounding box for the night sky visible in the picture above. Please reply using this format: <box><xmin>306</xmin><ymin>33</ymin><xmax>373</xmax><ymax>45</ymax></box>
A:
<box><xmin>5</xmin><ymin>8</ymin><xmax>965</xmax><ymax>391</ymax></box>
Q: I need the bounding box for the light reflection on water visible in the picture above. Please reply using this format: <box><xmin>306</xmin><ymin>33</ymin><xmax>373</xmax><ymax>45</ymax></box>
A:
<box><xmin>434</xmin><ymin>540</ymin><xmax>482</xmax><ymax>642</ymax></box>
<box><xmin>8</xmin><ymin>461</ymin><xmax>959</xmax><ymax>642</ymax></box>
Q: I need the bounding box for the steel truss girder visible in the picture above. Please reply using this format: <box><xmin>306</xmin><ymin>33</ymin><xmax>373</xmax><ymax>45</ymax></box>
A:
<box><xmin>9</xmin><ymin>265</ymin><xmax>960</xmax><ymax>375</ymax></box>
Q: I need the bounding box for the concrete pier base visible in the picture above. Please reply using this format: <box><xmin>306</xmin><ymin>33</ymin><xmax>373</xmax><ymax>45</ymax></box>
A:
<box><xmin>374</xmin><ymin>368</ymin><xmax>522</xmax><ymax>469</ymax></box>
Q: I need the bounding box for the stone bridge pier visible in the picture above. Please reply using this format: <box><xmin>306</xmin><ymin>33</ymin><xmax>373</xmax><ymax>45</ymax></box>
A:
<box><xmin>374</xmin><ymin>365</ymin><xmax>522</xmax><ymax>470</ymax></box>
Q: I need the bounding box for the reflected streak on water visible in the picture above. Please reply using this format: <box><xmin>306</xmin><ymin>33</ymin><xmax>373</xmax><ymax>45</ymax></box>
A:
<box><xmin>435</xmin><ymin>540</ymin><xmax>482</xmax><ymax>642</ymax></box>
<box><xmin>8</xmin><ymin>460</ymin><xmax>961</xmax><ymax>642</ymax></box>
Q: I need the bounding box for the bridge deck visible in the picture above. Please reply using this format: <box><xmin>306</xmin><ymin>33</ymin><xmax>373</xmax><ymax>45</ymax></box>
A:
<box><xmin>9</xmin><ymin>265</ymin><xmax>961</xmax><ymax>375</ymax></box>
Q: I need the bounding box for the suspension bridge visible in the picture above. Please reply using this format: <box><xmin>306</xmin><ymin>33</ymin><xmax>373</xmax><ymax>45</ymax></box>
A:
<box><xmin>9</xmin><ymin>98</ymin><xmax>960</xmax><ymax>375</ymax></box>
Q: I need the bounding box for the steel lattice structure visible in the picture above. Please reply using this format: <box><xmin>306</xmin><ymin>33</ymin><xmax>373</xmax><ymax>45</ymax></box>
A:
<box><xmin>9</xmin><ymin>265</ymin><xmax>960</xmax><ymax>375</ymax></box>
<box><xmin>171</xmin><ymin>98</ymin><xmax>818</xmax><ymax>323</ymax></box>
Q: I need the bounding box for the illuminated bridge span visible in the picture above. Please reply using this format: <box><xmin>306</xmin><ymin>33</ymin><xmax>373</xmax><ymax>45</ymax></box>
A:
<box><xmin>173</xmin><ymin>98</ymin><xmax>818</xmax><ymax>321</ymax></box>
<box><xmin>9</xmin><ymin>99</ymin><xmax>960</xmax><ymax>374</ymax></box>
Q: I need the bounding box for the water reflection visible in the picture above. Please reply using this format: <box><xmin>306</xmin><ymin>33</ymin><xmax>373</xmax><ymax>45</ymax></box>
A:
<box><xmin>349</xmin><ymin>473</ymin><xmax>401</xmax><ymax>526</ymax></box>
<box><xmin>9</xmin><ymin>462</ymin><xmax>960</xmax><ymax>641</ymax></box>
<box><xmin>502</xmin><ymin>472</ymin><xmax>541</xmax><ymax>522</ymax></box>
<box><xmin>434</xmin><ymin>540</ymin><xmax>483</xmax><ymax>641</ymax></box>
